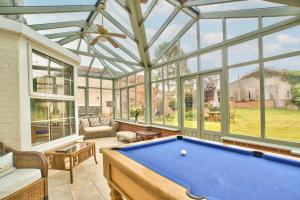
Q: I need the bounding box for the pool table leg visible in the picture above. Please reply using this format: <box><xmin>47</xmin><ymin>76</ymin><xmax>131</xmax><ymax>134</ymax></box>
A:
<box><xmin>109</xmin><ymin>183</ymin><xmax>122</xmax><ymax>200</ymax></box>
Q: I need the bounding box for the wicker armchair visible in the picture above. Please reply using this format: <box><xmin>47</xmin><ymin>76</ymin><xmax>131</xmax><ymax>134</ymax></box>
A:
<box><xmin>0</xmin><ymin>142</ymin><xmax>48</xmax><ymax>200</ymax></box>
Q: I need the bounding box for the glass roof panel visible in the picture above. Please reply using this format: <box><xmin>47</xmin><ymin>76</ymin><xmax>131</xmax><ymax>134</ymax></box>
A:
<box><xmin>150</xmin><ymin>11</ymin><xmax>192</xmax><ymax>61</ymax></box>
<box><xmin>93</xmin><ymin>44</ymin><xmax>115</xmax><ymax>58</ymax></box>
<box><xmin>101</xmin><ymin>42</ymin><xmax>137</xmax><ymax>62</ymax></box>
<box><xmin>51</xmin><ymin>37</ymin><xmax>65</xmax><ymax>42</ymax></box>
<box><xmin>24</xmin><ymin>12</ymin><xmax>90</xmax><ymax>25</ymax></box>
<box><xmin>197</xmin><ymin>0</ymin><xmax>285</xmax><ymax>13</ymax></box>
<box><xmin>263</xmin><ymin>16</ymin><xmax>294</xmax><ymax>27</ymax></box>
<box><xmin>141</xmin><ymin>0</ymin><xmax>153</xmax><ymax>14</ymax></box>
<box><xmin>144</xmin><ymin>1</ymin><xmax>174</xmax><ymax>41</ymax></box>
<box><xmin>79</xmin><ymin>55</ymin><xmax>93</xmax><ymax>67</ymax></box>
<box><xmin>91</xmin><ymin>58</ymin><xmax>104</xmax><ymax>69</ymax></box>
<box><xmin>103</xmin><ymin>61</ymin><xmax>124</xmax><ymax>73</ymax></box>
<box><xmin>63</xmin><ymin>39</ymin><xmax>80</xmax><ymax>50</ymax></box>
<box><xmin>37</xmin><ymin>27</ymin><xmax>80</xmax><ymax>35</ymax></box>
<box><xmin>79</xmin><ymin>39</ymin><xmax>89</xmax><ymax>52</ymax></box>
<box><xmin>23</xmin><ymin>0</ymin><xmax>97</xmax><ymax>6</ymax></box>
<box><xmin>105</xmin><ymin>0</ymin><xmax>133</xmax><ymax>34</ymax></box>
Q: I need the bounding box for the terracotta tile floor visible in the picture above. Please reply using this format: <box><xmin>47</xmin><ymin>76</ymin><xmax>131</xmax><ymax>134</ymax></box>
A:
<box><xmin>48</xmin><ymin>137</ymin><xmax>125</xmax><ymax>200</ymax></box>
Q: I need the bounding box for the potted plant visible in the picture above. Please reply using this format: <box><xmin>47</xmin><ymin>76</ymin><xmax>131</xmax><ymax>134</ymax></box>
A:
<box><xmin>130</xmin><ymin>107</ymin><xmax>143</xmax><ymax>123</ymax></box>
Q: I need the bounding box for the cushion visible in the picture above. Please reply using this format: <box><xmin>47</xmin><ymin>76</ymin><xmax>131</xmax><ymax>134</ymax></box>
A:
<box><xmin>100</xmin><ymin>118</ymin><xmax>111</xmax><ymax>126</ymax></box>
<box><xmin>89</xmin><ymin>117</ymin><xmax>101</xmax><ymax>127</ymax></box>
<box><xmin>84</xmin><ymin>126</ymin><xmax>113</xmax><ymax>133</ymax></box>
<box><xmin>0</xmin><ymin>152</ymin><xmax>16</xmax><ymax>178</ymax></box>
<box><xmin>0</xmin><ymin>168</ymin><xmax>41</xmax><ymax>199</ymax></box>
<box><xmin>116</xmin><ymin>131</ymin><xmax>137</xmax><ymax>143</ymax></box>
<box><xmin>81</xmin><ymin>118</ymin><xmax>90</xmax><ymax>128</ymax></box>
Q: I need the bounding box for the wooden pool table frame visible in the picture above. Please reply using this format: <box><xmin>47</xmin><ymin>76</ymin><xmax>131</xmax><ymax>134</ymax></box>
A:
<box><xmin>100</xmin><ymin>135</ymin><xmax>299</xmax><ymax>200</ymax></box>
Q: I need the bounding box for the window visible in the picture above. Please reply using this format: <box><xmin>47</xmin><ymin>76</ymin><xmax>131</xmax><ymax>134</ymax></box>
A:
<box><xmin>164</xmin><ymin>80</ymin><xmax>178</xmax><ymax>126</ymax></box>
<box><xmin>128</xmin><ymin>75</ymin><xmax>136</xmax><ymax>86</ymax></box>
<box><xmin>183</xmin><ymin>79</ymin><xmax>197</xmax><ymax>129</ymax></box>
<box><xmin>151</xmin><ymin>68</ymin><xmax>162</xmax><ymax>81</ymax></box>
<box><xmin>137</xmin><ymin>85</ymin><xmax>145</xmax><ymax>122</ymax></box>
<box><xmin>31</xmin><ymin>99</ymin><xmax>75</xmax><ymax>145</ymax></box>
<box><xmin>264</xmin><ymin>56</ymin><xmax>300</xmax><ymax>143</ymax></box>
<box><xmin>129</xmin><ymin>87</ymin><xmax>136</xmax><ymax>120</ymax></box>
<box><xmin>77</xmin><ymin>88</ymin><xmax>86</xmax><ymax>117</ymax></box>
<box><xmin>102</xmin><ymin>89</ymin><xmax>113</xmax><ymax>117</ymax></box>
<box><xmin>89</xmin><ymin>78</ymin><xmax>100</xmax><ymax>87</ymax></box>
<box><xmin>227</xmin><ymin>18</ymin><xmax>258</xmax><ymax>39</ymax></box>
<box><xmin>180</xmin><ymin>56</ymin><xmax>198</xmax><ymax>75</ymax></box>
<box><xmin>200</xmin><ymin>50</ymin><xmax>222</xmax><ymax>71</ymax></box>
<box><xmin>116</xmin><ymin>90</ymin><xmax>121</xmax><ymax>119</ymax></box>
<box><xmin>32</xmin><ymin>50</ymin><xmax>74</xmax><ymax>96</ymax></box>
<box><xmin>263</xmin><ymin>25</ymin><xmax>300</xmax><ymax>58</ymax></box>
<box><xmin>228</xmin><ymin>64</ymin><xmax>261</xmax><ymax>137</ymax></box>
<box><xmin>89</xmin><ymin>88</ymin><xmax>101</xmax><ymax>115</ymax></box>
<box><xmin>203</xmin><ymin>74</ymin><xmax>221</xmax><ymax>132</ymax></box>
<box><xmin>121</xmin><ymin>89</ymin><xmax>128</xmax><ymax>119</ymax></box>
<box><xmin>164</xmin><ymin>64</ymin><xmax>177</xmax><ymax>79</ymax></box>
<box><xmin>200</xmin><ymin>19</ymin><xmax>223</xmax><ymax>48</ymax></box>
<box><xmin>228</xmin><ymin>39</ymin><xmax>259</xmax><ymax>65</ymax></box>
<box><xmin>152</xmin><ymin>82</ymin><xmax>163</xmax><ymax>124</ymax></box>
<box><xmin>31</xmin><ymin>50</ymin><xmax>75</xmax><ymax>146</ymax></box>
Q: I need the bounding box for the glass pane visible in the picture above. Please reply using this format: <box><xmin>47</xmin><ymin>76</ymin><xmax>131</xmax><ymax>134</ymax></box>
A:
<box><xmin>180</xmin><ymin>56</ymin><xmax>198</xmax><ymax>75</ymax></box>
<box><xmin>32</xmin><ymin>51</ymin><xmax>49</xmax><ymax>93</ymax></box>
<box><xmin>38</xmin><ymin>27</ymin><xmax>80</xmax><ymax>35</ymax></box>
<box><xmin>89</xmin><ymin>78</ymin><xmax>100</xmax><ymax>88</ymax></box>
<box><xmin>151</xmin><ymin>68</ymin><xmax>162</xmax><ymax>81</ymax></box>
<box><xmin>49</xmin><ymin>58</ymin><xmax>64</xmax><ymax>95</ymax></box>
<box><xmin>200</xmin><ymin>19</ymin><xmax>223</xmax><ymax>48</ymax></box>
<box><xmin>178</xmin><ymin>23</ymin><xmax>198</xmax><ymax>55</ymax></box>
<box><xmin>25</xmin><ymin>12</ymin><xmax>90</xmax><ymax>25</ymax></box>
<box><xmin>263</xmin><ymin>25</ymin><xmax>300</xmax><ymax>58</ymax></box>
<box><xmin>229</xmin><ymin>64</ymin><xmax>261</xmax><ymax>137</ymax></box>
<box><xmin>263</xmin><ymin>16</ymin><xmax>294</xmax><ymax>27</ymax></box>
<box><xmin>200</xmin><ymin>50</ymin><xmax>222</xmax><ymax>71</ymax></box>
<box><xmin>144</xmin><ymin>0</ymin><xmax>174</xmax><ymax>41</ymax></box>
<box><xmin>164</xmin><ymin>80</ymin><xmax>178</xmax><ymax>126</ymax></box>
<box><xmin>264</xmin><ymin>56</ymin><xmax>300</xmax><ymax>143</ymax></box>
<box><xmin>102</xmin><ymin>89</ymin><xmax>113</xmax><ymax>118</ymax></box>
<box><xmin>79</xmin><ymin>55</ymin><xmax>93</xmax><ymax>67</ymax></box>
<box><xmin>78</xmin><ymin>77</ymin><xmax>86</xmax><ymax>87</ymax></box>
<box><xmin>128</xmin><ymin>75</ymin><xmax>136</xmax><ymax>86</ymax></box>
<box><xmin>137</xmin><ymin>85</ymin><xmax>145</xmax><ymax>122</ymax></box>
<box><xmin>63</xmin><ymin>39</ymin><xmax>79</xmax><ymax>50</ymax></box>
<box><xmin>227</xmin><ymin>18</ymin><xmax>258</xmax><ymax>39</ymax></box>
<box><xmin>121</xmin><ymin>89</ymin><xmax>128</xmax><ymax>119</ymax></box>
<box><xmin>116</xmin><ymin>90</ymin><xmax>121</xmax><ymax>119</ymax></box>
<box><xmin>164</xmin><ymin>64</ymin><xmax>177</xmax><ymax>79</ymax></box>
<box><xmin>24</xmin><ymin>0</ymin><xmax>97</xmax><ymax>6</ymax></box>
<box><xmin>203</xmin><ymin>74</ymin><xmax>221</xmax><ymax>132</ymax></box>
<box><xmin>136</xmin><ymin>71</ymin><xmax>145</xmax><ymax>84</ymax></box>
<box><xmin>152</xmin><ymin>82</ymin><xmax>163</xmax><ymax>124</ymax></box>
<box><xmin>228</xmin><ymin>39</ymin><xmax>259</xmax><ymax>65</ymax></box>
<box><xmin>89</xmin><ymin>88</ymin><xmax>101</xmax><ymax>116</ymax></box>
<box><xmin>157</xmin><ymin>42</ymin><xmax>183</xmax><ymax>63</ymax></box>
<box><xmin>102</xmin><ymin>80</ymin><xmax>112</xmax><ymax>89</ymax></box>
<box><xmin>129</xmin><ymin>87</ymin><xmax>136</xmax><ymax>120</ymax></box>
<box><xmin>150</xmin><ymin>12</ymin><xmax>191</xmax><ymax>60</ymax></box>
<box><xmin>120</xmin><ymin>77</ymin><xmax>127</xmax><ymax>88</ymax></box>
<box><xmin>31</xmin><ymin>99</ymin><xmax>49</xmax><ymax>145</ymax></box>
<box><xmin>77</xmin><ymin>88</ymin><xmax>86</xmax><ymax>117</ymax></box>
<box><xmin>198</xmin><ymin>0</ymin><xmax>284</xmax><ymax>12</ymax></box>
<box><xmin>183</xmin><ymin>79</ymin><xmax>197</xmax><ymax>129</ymax></box>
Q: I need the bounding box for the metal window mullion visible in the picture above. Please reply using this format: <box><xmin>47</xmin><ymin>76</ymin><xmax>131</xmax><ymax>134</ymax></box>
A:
<box><xmin>142</xmin><ymin>0</ymin><xmax>158</xmax><ymax>21</ymax></box>
<box><xmin>258</xmin><ymin>16</ymin><xmax>266</xmax><ymax>139</ymax></box>
<box><xmin>197</xmin><ymin>19</ymin><xmax>201</xmax><ymax>72</ymax></box>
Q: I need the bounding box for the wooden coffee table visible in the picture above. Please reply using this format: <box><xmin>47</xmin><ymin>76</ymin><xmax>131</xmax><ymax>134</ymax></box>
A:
<box><xmin>45</xmin><ymin>141</ymin><xmax>97</xmax><ymax>183</ymax></box>
<box><xmin>136</xmin><ymin>130</ymin><xmax>161</xmax><ymax>141</ymax></box>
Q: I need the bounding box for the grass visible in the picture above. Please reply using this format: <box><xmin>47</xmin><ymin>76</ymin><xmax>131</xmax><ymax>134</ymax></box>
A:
<box><xmin>181</xmin><ymin>108</ymin><xmax>300</xmax><ymax>143</ymax></box>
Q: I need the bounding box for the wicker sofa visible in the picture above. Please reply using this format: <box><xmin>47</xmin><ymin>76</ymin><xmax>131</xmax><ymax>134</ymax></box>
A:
<box><xmin>79</xmin><ymin>116</ymin><xmax>119</xmax><ymax>139</ymax></box>
<box><xmin>0</xmin><ymin>141</ymin><xmax>48</xmax><ymax>200</ymax></box>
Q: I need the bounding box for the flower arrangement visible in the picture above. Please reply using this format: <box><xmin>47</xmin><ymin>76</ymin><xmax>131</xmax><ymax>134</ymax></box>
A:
<box><xmin>130</xmin><ymin>107</ymin><xmax>144</xmax><ymax>123</ymax></box>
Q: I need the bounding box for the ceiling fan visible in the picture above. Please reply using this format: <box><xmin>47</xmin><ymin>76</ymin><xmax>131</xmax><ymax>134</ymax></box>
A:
<box><xmin>83</xmin><ymin>2</ymin><xmax>127</xmax><ymax>48</ymax></box>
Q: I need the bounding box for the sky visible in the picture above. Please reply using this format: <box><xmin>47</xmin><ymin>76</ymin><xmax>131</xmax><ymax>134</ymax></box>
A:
<box><xmin>18</xmin><ymin>0</ymin><xmax>300</xmax><ymax>73</ymax></box>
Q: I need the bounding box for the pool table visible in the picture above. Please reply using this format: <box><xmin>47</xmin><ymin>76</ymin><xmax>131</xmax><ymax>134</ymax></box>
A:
<box><xmin>101</xmin><ymin>136</ymin><xmax>300</xmax><ymax>200</ymax></box>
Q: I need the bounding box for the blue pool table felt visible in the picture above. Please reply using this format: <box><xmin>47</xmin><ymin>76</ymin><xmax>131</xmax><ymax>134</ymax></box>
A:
<box><xmin>118</xmin><ymin>137</ymin><xmax>300</xmax><ymax>200</ymax></box>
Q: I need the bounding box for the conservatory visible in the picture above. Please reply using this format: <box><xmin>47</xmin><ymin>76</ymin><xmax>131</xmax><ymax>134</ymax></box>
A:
<box><xmin>0</xmin><ymin>0</ymin><xmax>300</xmax><ymax>200</ymax></box>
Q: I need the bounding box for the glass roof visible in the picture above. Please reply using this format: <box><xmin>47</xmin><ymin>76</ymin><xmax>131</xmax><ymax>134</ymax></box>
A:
<box><xmin>0</xmin><ymin>0</ymin><xmax>297</xmax><ymax>79</ymax></box>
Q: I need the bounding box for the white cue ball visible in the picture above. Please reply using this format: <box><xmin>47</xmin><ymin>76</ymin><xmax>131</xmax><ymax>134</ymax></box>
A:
<box><xmin>181</xmin><ymin>149</ymin><xmax>187</xmax><ymax>156</ymax></box>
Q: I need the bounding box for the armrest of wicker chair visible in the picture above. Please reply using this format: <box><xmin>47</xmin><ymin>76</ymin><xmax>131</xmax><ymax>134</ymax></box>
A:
<box><xmin>13</xmin><ymin>151</ymin><xmax>48</xmax><ymax>177</ymax></box>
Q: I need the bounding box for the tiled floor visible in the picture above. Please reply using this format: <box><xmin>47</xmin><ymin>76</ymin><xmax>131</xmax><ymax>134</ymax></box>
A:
<box><xmin>48</xmin><ymin>137</ymin><xmax>125</xmax><ymax>200</ymax></box>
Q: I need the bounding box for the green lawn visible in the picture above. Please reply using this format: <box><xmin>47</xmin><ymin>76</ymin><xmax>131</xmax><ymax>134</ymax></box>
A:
<box><xmin>185</xmin><ymin>108</ymin><xmax>300</xmax><ymax>143</ymax></box>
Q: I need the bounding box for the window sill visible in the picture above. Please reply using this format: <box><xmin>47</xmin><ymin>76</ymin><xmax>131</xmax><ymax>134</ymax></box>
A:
<box><xmin>115</xmin><ymin>120</ymin><xmax>180</xmax><ymax>132</ymax></box>
<box><xmin>222</xmin><ymin>136</ymin><xmax>300</xmax><ymax>156</ymax></box>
